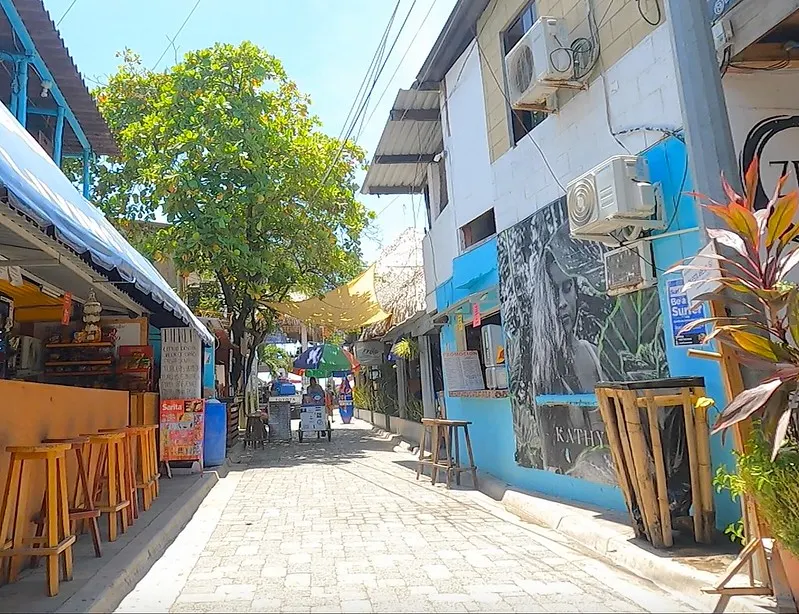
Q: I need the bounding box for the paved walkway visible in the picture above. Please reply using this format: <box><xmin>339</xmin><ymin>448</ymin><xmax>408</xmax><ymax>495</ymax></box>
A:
<box><xmin>116</xmin><ymin>419</ymin><xmax>699</xmax><ymax>613</ymax></box>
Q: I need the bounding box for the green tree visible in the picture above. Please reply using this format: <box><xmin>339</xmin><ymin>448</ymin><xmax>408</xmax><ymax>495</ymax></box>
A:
<box><xmin>258</xmin><ymin>344</ymin><xmax>293</xmax><ymax>376</ymax></box>
<box><xmin>86</xmin><ymin>44</ymin><xmax>371</xmax><ymax>395</ymax></box>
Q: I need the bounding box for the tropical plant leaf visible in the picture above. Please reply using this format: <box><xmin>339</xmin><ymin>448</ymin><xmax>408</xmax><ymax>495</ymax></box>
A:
<box><xmin>771</xmin><ymin>408</ymin><xmax>794</xmax><ymax>461</ymax></box>
<box><xmin>707</xmin><ymin>228</ymin><xmax>753</xmax><ymax>264</ymax></box>
<box><xmin>722</xmin><ymin>329</ymin><xmax>793</xmax><ymax>362</ymax></box>
<box><xmin>711</xmin><ymin>379</ymin><xmax>783</xmax><ymax>434</ymax></box>
<box><xmin>743</xmin><ymin>156</ymin><xmax>759</xmax><ymax>210</ymax></box>
<box><xmin>766</xmin><ymin>192</ymin><xmax>798</xmax><ymax>249</ymax></box>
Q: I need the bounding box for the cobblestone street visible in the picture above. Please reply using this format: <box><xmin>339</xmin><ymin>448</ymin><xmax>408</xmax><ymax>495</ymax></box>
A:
<box><xmin>116</xmin><ymin>420</ymin><xmax>699</xmax><ymax>613</ymax></box>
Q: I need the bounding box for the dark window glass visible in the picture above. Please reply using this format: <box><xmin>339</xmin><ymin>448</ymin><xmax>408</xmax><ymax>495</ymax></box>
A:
<box><xmin>460</xmin><ymin>209</ymin><xmax>496</xmax><ymax>250</ymax></box>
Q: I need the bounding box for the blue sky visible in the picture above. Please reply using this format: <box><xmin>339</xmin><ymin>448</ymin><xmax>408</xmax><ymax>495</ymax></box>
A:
<box><xmin>42</xmin><ymin>0</ymin><xmax>456</xmax><ymax>264</ymax></box>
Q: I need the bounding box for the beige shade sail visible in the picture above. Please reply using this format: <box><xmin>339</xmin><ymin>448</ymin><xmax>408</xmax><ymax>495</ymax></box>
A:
<box><xmin>265</xmin><ymin>265</ymin><xmax>391</xmax><ymax>329</ymax></box>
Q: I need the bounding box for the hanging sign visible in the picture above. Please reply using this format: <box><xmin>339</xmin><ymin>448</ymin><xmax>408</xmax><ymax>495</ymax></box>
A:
<box><xmin>455</xmin><ymin>314</ymin><xmax>464</xmax><ymax>331</ymax></box>
<box><xmin>667</xmin><ymin>277</ymin><xmax>708</xmax><ymax>346</ymax></box>
<box><xmin>472</xmin><ymin>303</ymin><xmax>481</xmax><ymax>327</ymax></box>
<box><xmin>160</xmin><ymin>399</ymin><xmax>205</xmax><ymax>462</ymax></box>
<box><xmin>61</xmin><ymin>292</ymin><xmax>72</xmax><ymax>325</ymax></box>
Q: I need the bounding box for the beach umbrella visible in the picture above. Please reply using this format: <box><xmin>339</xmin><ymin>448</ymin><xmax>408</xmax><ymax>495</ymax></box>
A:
<box><xmin>293</xmin><ymin>344</ymin><xmax>359</xmax><ymax>377</ymax></box>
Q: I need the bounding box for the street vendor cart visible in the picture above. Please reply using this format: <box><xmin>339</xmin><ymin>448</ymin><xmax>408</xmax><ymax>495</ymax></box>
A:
<box><xmin>292</xmin><ymin>343</ymin><xmax>360</xmax><ymax>443</ymax></box>
<box><xmin>298</xmin><ymin>391</ymin><xmax>331</xmax><ymax>442</ymax></box>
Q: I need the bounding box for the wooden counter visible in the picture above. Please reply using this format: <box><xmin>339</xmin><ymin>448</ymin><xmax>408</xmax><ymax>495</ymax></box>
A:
<box><xmin>0</xmin><ymin>380</ymin><xmax>129</xmax><ymax>558</ymax></box>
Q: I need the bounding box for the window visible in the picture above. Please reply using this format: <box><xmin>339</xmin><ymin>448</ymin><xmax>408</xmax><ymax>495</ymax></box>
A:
<box><xmin>460</xmin><ymin>208</ymin><xmax>496</xmax><ymax>251</ymax></box>
<box><xmin>501</xmin><ymin>1</ymin><xmax>547</xmax><ymax>144</ymax></box>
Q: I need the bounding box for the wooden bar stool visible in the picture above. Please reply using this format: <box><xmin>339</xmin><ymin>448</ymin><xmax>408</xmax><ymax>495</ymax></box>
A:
<box><xmin>143</xmin><ymin>425</ymin><xmax>160</xmax><ymax>500</ymax></box>
<box><xmin>125</xmin><ymin>427</ymin><xmax>155</xmax><ymax>511</ymax></box>
<box><xmin>417</xmin><ymin>418</ymin><xmax>478</xmax><ymax>489</ymax></box>
<box><xmin>34</xmin><ymin>437</ymin><xmax>102</xmax><ymax>559</ymax></box>
<box><xmin>99</xmin><ymin>428</ymin><xmax>138</xmax><ymax>525</ymax></box>
<box><xmin>0</xmin><ymin>443</ymin><xmax>75</xmax><ymax>596</ymax></box>
<box><xmin>82</xmin><ymin>432</ymin><xmax>131</xmax><ymax>542</ymax></box>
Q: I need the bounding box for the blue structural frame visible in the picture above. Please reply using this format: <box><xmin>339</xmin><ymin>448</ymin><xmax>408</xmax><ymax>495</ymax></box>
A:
<box><xmin>0</xmin><ymin>0</ymin><xmax>92</xmax><ymax>196</ymax></box>
<box><xmin>433</xmin><ymin>135</ymin><xmax>740</xmax><ymax>529</ymax></box>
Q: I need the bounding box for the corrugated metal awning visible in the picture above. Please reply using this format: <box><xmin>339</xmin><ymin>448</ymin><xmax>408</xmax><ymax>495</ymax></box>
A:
<box><xmin>361</xmin><ymin>88</ymin><xmax>443</xmax><ymax>196</ymax></box>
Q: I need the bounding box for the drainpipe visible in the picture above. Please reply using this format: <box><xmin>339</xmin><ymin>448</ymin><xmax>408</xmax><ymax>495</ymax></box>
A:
<box><xmin>53</xmin><ymin>106</ymin><xmax>65</xmax><ymax>167</ymax></box>
<box><xmin>397</xmin><ymin>356</ymin><xmax>408</xmax><ymax>419</ymax></box>
<box><xmin>663</xmin><ymin>0</ymin><xmax>740</xmax><ymax>232</ymax></box>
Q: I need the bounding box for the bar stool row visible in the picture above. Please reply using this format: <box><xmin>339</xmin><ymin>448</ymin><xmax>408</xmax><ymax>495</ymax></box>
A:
<box><xmin>0</xmin><ymin>425</ymin><xmax>160</xmax><ymax>596</ymax></box>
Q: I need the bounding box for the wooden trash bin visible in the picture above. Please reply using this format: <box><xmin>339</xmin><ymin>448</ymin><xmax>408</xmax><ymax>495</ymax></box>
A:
<box><xmin>595</xmin><ymin>377</ymin><xmax>715</xmax><ymax>549</ymax></box>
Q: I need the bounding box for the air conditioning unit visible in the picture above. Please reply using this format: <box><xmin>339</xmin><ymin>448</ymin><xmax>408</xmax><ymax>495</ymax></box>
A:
<box><xmin>604</xmin><ymin>240</ymin><xmax>656</xmax><ymax>296</ymax></box>
<box><xmin>567</xmin><ymin>156</ymin><xmax>660</xmax><ymax>241</ymax></box>
<box><xmin>505</xmin><ymin>17</ymin><xmax>573</xmax><ymax>110</ymax></box>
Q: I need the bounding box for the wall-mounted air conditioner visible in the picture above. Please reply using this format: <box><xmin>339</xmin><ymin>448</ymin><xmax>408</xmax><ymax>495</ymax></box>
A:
<box><xmin>604</xmin><ymin>240</ymin><xmax>656</xmax><ymax>296</ymax></box>
<box><xmin>505</xmin><ymin>17</ymin><xmax>573</xmax><ymax>110</ymax></box>
<box><xmin>567</xmin><ymin>155</ymin><xmax>661</xmax><ymax>243</ymax></box>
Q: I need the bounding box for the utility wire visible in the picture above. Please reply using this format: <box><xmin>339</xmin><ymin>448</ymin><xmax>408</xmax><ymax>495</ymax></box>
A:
<box><xmin>56</xmin><ymin>0</ymin><xmax>79</xmax><ymax>27</ymax></box>
<box><xmin>151</xmin><ymin>0</ymin><xmax>203</xmax><ymax>71</ymax></box>
<box><xmin>361</xmin><ymin>0</ymin><xmax>440</xmax><ymax>130</ymax></box>
<box><xmin>313</xmin><ymin>0</ymin><xmax>417</xmax><ymax>202</ymax></box>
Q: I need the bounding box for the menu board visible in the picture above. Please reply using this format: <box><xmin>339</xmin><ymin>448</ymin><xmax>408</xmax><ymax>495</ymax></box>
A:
<box><xmin>442</xmin><ymin>351</ymin><xmax>485</xmax><ymax>392</ymax></box>
<box><xmin>160</xmin><ymin>327</ymin><xmax>202</xmax><ymax>399</ymax></box>
<box><xmin>160</xmin><ymin>399</ymin><xmax>205</xmax><ymax>462</ymax></box>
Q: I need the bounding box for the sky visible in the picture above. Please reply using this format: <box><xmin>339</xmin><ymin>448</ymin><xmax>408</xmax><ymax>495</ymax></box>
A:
<box><xmin>41</xmin><ymin>0</ymin><xmax>457</xmax><ymax>264</ymax></box>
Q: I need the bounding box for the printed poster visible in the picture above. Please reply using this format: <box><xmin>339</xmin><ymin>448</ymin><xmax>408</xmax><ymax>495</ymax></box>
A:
<box><xmin>667</xmin><ymin>277</ymin><xmax>707</xmax><ymax>346</ymax></box>
<box><xmin>160</xmin><ymin>398</ymin><xmax>205</xmax><ymax>462</ymax></box>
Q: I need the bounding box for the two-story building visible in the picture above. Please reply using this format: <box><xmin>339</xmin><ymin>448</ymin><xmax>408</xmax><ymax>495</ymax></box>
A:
<box><xmin>364</xmin><ymin>0</ymin><xmax>798</xmax><ymax>536</ymax></box>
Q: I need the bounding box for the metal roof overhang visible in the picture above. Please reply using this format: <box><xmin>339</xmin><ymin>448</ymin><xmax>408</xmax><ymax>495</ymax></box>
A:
<box><xmin>361</xmin><ymin>89</ymin><xmax>444</xmax><ymax>196</ymax></box>
<box><xmin>0</xmin><ymin>101</ymin><xmax>213</xmax><ymax>344</ymax></box>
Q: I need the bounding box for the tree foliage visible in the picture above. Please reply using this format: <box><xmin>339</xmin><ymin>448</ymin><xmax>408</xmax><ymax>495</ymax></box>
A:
<box><xmin>86</xmin><ymin>44</ymin><xmax>372</xmax><ymax>394</ymax></box>
<box><xmin>258</xmin><ymin>344</ymin><xmax>294</xmax><ymax>376</ymax></box>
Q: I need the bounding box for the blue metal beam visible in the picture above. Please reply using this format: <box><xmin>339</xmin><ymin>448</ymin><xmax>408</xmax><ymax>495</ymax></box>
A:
<box><xmin>28</xmin><ymin>107</ymin><xmax>59</xmax><ymax>117</ymax></box>
<box><xmin>15</xmin><ymin>58</ymin><xmax>28</xmax><ymax>127</ymax></box>
<box><xmin>0</xmin><ymin>0</ymin><xmax>91</xmax><ymax>152</ymax></box>
<box><xmin>81</xmin><ymin>148</ymin><xmax>90</xmax><ymax>199</ymax></box>
<box><xmin>53</xmin><ymin>106</ymin><xmax>65</xmax><ymax>166</ymax></box>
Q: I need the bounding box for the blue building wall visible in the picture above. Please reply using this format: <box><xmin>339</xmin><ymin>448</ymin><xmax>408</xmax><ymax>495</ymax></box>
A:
<box><xmin>435</xmin><ymin>136</ymin><xmax>739</xmax><ymax>528</ymax></box>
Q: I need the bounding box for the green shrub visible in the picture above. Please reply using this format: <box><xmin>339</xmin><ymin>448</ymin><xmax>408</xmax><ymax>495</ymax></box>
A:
<box><xmin>714</xmin><ymin>428</ymin><xmax>799</xmax><ymax>557</ymax></box>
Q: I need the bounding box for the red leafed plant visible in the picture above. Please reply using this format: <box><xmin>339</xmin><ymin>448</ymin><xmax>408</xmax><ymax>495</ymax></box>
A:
<box><xmin>669</xmin><ymin>157</ymin><xmax>799</xmax><ymax>458</ymax></box>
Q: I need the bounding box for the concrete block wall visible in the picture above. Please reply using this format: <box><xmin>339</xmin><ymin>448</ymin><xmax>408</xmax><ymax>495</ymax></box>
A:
<box><xmin>477</xmin><ymin>0</ymin><xmax>662</xmax><ymax>163</ymax></box>
<box><xmin>490</xmin><ymin>24</ymin><xmax>681</xmax><ymax>232</ymax></box>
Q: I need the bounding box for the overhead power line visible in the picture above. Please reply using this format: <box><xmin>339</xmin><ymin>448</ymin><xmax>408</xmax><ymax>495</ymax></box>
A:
<box><xmin>152</xmin><ymin>0</ymin><xmax>203</xmax><ymax>71</ymax></box>
<box><xmin>56</xmin><ymin>0</ymin><xmax>79</xmax><ymax>27</ymax></box>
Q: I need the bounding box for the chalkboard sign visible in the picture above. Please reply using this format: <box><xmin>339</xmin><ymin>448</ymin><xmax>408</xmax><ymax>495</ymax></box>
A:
<box><xmin>160</xmin><ymin>327</ymin><xmax>202</xmax><ymax>399</ymax></box>
<box><xmin>442</xmin><ymin>351</ymin><xmax>485</xmax><ymax>392</ymax></box>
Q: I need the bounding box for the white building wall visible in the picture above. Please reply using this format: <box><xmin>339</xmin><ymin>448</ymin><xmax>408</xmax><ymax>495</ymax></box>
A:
<box><xmin>442</xmin><ymin>41</ymin><xmax>495</xmax><ymax>231</ymax></box>
<box><xmin>723</xmin><ymin>71</ymin><xmax>799</xmax><ymax>197</ymax></box>
<box><xmin>422</xmin><ymin>39</ymin><xmax>495</xmax><ymax>302</ymax></box>
<box><xmin>491</xmin><ymin>24</ymin><xmax>683</xmax><ymax>232</ymax></box>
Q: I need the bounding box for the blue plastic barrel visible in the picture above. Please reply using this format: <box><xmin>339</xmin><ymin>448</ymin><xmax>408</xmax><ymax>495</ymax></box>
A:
<box><xmin>203</xmin><ymin>399</ymin><xmax>227</xmax><ymax>467</ymax></box>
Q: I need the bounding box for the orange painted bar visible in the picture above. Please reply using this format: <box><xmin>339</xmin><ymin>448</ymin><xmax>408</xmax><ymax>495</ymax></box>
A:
<box><xmin>0</xmin><ymin>380</ymin><xmax>129</xmax><ymax>558</ymax></box>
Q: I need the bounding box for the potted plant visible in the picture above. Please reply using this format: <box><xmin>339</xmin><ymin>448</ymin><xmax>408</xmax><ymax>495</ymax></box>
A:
<box><xmin>670</xmin><ymin>158</ymin><xmax>799</xmax><ymax>599</ymax></box>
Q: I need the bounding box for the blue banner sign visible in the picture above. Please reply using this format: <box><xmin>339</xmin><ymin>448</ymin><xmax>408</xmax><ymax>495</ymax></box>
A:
<box><xmin>667</xmin><ymin>278</ymin><xmax>708</xmax><ymax>347</ymax></box>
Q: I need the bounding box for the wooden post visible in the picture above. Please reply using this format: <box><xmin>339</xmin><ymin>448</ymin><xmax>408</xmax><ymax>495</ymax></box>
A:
<box><xmin>620</xmin><ymin>390</ymin><xmax>664</xmax><ymax>548</ymax></box>
<box><xmin>644</xmin><ymin>391</ymin><xmax>673</xmax><ymax>547</ymax></box>
<box><xmin>597</xmin><ymin>388</ymin><xmax>642</xmax><ymax>538</ymax></box>
<box><xmin>693</xmin><ymin>387</ymin><xmax>716</xmax><ymax>543</ymax></box>
<box><xmin>613</xmin><ymin>390</ymin><xmax>648</xmax><ymax>540</ymax></box>
<box><xmin>681</xmin><ymin>388</ymin><xmax>707</xmax><ymax>543</ymax></box>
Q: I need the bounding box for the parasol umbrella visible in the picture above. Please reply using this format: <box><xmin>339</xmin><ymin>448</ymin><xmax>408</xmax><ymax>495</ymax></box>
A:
<box><xmin>293</xmin><ymin>344</ymin><xmax>360</xmax><ymax>378</ymax></box>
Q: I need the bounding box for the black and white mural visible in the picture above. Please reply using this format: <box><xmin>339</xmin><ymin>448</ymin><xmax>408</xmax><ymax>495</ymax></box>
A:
<box><xmin>497</xmin><ymin>197</ymin><xmax>669</xmax><ymax>483</ymax></box>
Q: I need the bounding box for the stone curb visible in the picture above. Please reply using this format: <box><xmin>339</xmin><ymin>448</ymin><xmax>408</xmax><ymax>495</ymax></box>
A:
<box><xmin>363</xmin><ymin>421</ymin><xmax>770</xmax><ymax>614</ymax></box>
<box><xmin>56</xmin><ymin>471</ymin><xmax>219</xmax><ymax>614</ymax></box>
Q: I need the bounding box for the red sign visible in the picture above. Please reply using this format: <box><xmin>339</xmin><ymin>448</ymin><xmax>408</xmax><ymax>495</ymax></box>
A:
<box><xmin>160</xmin><ymin>399</ymin><xmax>205</xmax><ymax>462</ymax></box>
<box><xmin>472</xmin><ymin>302</ymin><xmax>481</xmax><ymax>327</ymax></box>
<box><xmin>61</xmin><ymin>292</ymin><xmax>72</xmax><ymax>325</ymax></box>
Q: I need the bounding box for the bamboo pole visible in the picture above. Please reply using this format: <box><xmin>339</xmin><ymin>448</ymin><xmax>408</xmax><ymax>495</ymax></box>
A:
<box><xmin>681</xmin><ymin>388</ymin><xmax>707</xmax><ymax>543</ymax></box>
<box><xmin>620</xmin><ymin>390</ymin><xmax>665</xmax><ymax>548</ymax></box>
<box><xmin>692</xmin><ymin>386</ymin><xmax>716</xmax><ymax>543</ymax></box>
<box><xmin>612</xmin><ymin>390</ymin><xmax>648</xmax><ymax>540</ymax></box>
<box><xmin>596</xmin><ymin>388</ymin><xmax>642</xmax><ymax>538</ymax></box>
<box><xmin>644</xmin><ymin>391</ymin><xmax>673</xmax><ymax>547</ymax></box>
